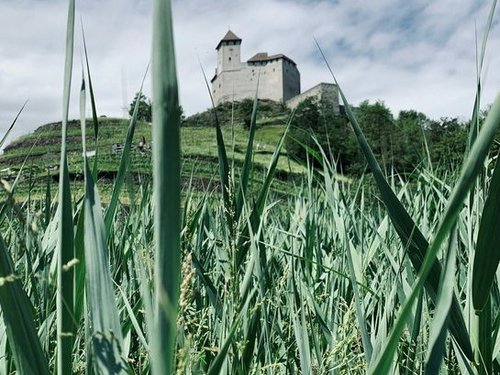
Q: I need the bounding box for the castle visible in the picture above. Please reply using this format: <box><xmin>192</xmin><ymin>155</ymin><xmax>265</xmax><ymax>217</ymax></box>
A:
<box><xmin>211</xmin><ymin>30</ymin><xmax>340</xmax><ymax>112</ymax></box>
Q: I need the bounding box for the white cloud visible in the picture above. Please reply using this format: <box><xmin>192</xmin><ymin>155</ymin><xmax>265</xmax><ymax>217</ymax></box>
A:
<box><xmin>1</xmin><ymin>0</ymin><xmax>499</xmax><ymax>150</ymax></box>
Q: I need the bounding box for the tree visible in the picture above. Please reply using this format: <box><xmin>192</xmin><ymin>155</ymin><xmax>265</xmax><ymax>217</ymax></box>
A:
<box><xmin>285</xmin><ymin>98</ymin><xmax>321</xmax><ymax>160</ymax></box>
<box><xmin>129</xmin><ymin>92</ymin><xmax>152</xmax><ymax>122</ymax></box>
<box><xmin>355</xmin><ymin>100</ymin><xmax>396</xmax><ymax>173</ymax></box>
<box><xmin>426</xmin><ymin>117</ymin><xmax>467</xmax><ymax>168</ymax></box>
<box><xmin>285</xmin><ymin>97</ymin><xmax>353</xmax><ymax>171</ymax></box>
<box><xmin>395</xmin><ymin>110</ymin><xmax>430</xmax><ymax>170</ymax></box>
<box><xmin>240</xmin><ymin>98</ymin><xmax>255</xmax><ymax>129</ymax></box>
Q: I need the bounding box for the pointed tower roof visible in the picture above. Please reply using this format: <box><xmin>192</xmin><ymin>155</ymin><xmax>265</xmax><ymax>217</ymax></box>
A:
<box><xmin>216</xmin><ymin>30</ymin><xmax>242</xmax><ymax>50</ymax></box>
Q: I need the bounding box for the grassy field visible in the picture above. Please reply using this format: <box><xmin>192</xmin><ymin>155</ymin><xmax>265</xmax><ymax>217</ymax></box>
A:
<box><xmin>0</xmin><ymin>116</ymin><xmax>307</xmax><ymax>199</ymax></box>
<box><xmin>1</xmin><ymin>0</ymin><xmax>500</xmax><ymax>374</ymax></box>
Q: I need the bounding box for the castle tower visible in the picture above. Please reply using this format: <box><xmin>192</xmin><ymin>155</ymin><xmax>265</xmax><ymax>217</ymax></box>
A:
<box><xmin>216</xmin><ymin>30</ymin><xmax>242</xmax><ymax>74</ymax></box>
<box><xmin>211</xmin><ymin>31</ymin><xmax>302</xmax><ymax>106</ymax></box>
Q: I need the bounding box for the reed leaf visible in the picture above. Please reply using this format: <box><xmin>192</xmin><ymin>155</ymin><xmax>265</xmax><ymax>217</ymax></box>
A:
<box><xmin>200</xmin><ymin>65</ymin><xmax>231</xmax><ymax>227</ymax></box>
<box><xmin>472</xmin><ymin>153</ymin><xmax>500</xmax><ymax>312</ymax></box>
<box><xmin>369</xmin><ymin>94</ymin><xmax>500</xmax><ymax>374</ymax></box>
<box><xmin>0</xmin><ymin>234</ymin><xmax>50</xmax><ymax>375</ymax></box>
<box><xmin>80</xmin><ymin>75</ymin><xmax>126</xmax><ymax>374</ymax></box>
<box><xmin>316</xmin><ymin>42</ymin><xmax>474</xmax><ymax>363</ymax></box>
<box><xmin>0</xmin><ymin>101</ymin><xmax>27</xmax><ymax>150</ymax></box>
<box><xmin>151</xmin><ymin>0</ymin><xmax>182</xmax><ymax>373</ymax></box>
<box><xmin>56</xmin><ymin>0</ymin><xmax>76</xmax><ymax>373</ymax></box>
<box><xmin>104</xmin><ymin>68</ymin><xmax>149</xmax><ymax>236</ymax></box>
<box><xmin>424</xmin><ymin>225</ymin><xmax>457</xmax><ymax>374</ymax></box>
<box><xmin>235</xmin><ymin>77</ymin><xmax>260</xmax><ymax>221</ymax></box>
<box><xmin>467</xmin><ymin>0</ymin><xmax>497</xmax><ymax>152</ymax></box>
<box><xmin>81</xmin><ymin>26</ymin><xmax>101</xmax><ymax>177</ymax></box>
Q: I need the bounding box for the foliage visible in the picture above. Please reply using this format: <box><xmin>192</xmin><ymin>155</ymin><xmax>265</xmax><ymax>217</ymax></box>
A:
<box><xmin>286</xmin><ymin>98</ymin><xmax>475</xmax><ymax>176</ymax></box>
<box><xmin>1</xmin><ymin>1</ymin><xmax>500</xmax><ymax>374</ymax></box>
<box><xmin>182</xmin><ymin>98</ymin><xmax>290</xmax><ymax>128</ymax></box>
<box><xmin>285</xmin><ymin>97</ymin><xmax>355</xmax><ymax>170</ymax></box>
<box><xmin>426</xmin><ymin>117</ymin><xmax>468</xmax><ymax>167</ymax></box>
<box><xmin>129</xmin><ymin>92</ymin><xmax>152</xmax><ymax>122</ymax></box>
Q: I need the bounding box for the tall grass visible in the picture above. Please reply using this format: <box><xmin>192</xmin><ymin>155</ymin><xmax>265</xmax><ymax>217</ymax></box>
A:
<box><xmin>151</xmin><ymin>0</ymin><xmax>182</xmax><ymax>374</ymax></box>
<box><xmin>0</xmin><ymin>0</ymin><xmax>499</xmax><ymax>374</ymax></box>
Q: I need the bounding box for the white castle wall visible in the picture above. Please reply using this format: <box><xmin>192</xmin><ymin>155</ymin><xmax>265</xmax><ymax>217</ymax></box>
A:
<box><xmin>212</xmin><ymin>36</ymin><xmax>300</xmax><ymax>105</ymax></box>
<box><xmin>211</xmin><ymin>32</ymin><xmax>338</xmax><ymax>112</ymax></box>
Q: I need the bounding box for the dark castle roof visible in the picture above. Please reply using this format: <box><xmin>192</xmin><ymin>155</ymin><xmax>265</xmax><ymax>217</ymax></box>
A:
<box><xmin>247</xmin><ymin>52</ymin><xmax>297</xmax><ymax>66</ymax></box>
<box><xmin>216</xmin><ymin>30</ymin><xmax>242</xmax><ymax>49</ymax></box>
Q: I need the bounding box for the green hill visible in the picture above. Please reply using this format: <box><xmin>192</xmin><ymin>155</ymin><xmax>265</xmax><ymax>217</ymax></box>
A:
<box><xmin>0</xmin><ymin>103</ymin><xmax>305</xmax><ymax>199</ymax></box>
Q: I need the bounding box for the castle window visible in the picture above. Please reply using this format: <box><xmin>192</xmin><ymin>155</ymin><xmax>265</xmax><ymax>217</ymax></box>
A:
<box><xmin>229</xmin><ymin>57</ymin><xmax>231</xmax><ymax>62</ymax></box>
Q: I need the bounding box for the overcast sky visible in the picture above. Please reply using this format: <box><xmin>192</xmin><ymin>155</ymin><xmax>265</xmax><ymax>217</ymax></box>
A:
<box><xmin>1</xmin><ymin>0</ymin><xmax>499</xmax><ymax>149</ymax></box>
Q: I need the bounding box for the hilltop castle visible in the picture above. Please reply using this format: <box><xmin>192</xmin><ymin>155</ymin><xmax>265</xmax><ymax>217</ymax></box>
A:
<box><xmin>211</xmin><ymin>30</ymin><xmax>340</xmax><ymax>112</ymax></box>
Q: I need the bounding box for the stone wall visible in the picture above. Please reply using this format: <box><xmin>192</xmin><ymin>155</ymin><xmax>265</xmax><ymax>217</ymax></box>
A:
<box><xmin>286</xmin><ymin>83</ymin><xmax>340</xmax><ymax>112</ymax></box>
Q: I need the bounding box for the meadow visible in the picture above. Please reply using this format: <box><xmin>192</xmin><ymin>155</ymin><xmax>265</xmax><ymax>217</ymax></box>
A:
<box><xmin>1</xmin><ymin>0</ymin><xmax>500</xmax><ymax>374</ymax></box>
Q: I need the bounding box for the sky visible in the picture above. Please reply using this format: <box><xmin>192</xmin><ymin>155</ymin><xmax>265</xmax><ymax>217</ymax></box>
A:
<box><xmin>0</xmin><ymin>0</ymin><xmax>499</xmax><ymax>150</ymax></box>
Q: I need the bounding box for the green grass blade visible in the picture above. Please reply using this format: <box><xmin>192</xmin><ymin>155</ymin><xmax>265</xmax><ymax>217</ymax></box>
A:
<box><xmin>151</xmin><ymin>0</ymin><xmax>182</xmax><ymax>373</ymax></box>
<box><xmin>83</xmin><ymin>169</ymin><xmax>127</xmax><ymax>373</ymax></box>
<box><xmin>206</xmin><ymin>314</ymin><xmax>242</xmax><ymax>375</ymax></box>
<box><xmin>104</xmin><ymin>68</ymin><xmax>149</xmax><ymax>236</ymax></box>
<box><xmin>44</xmin><ymin>170</ymin><xmax>52</xmax><ymax>227</ymax></box>
<box><xmin>236</xmin><ymin>112</ymin><xmax>292</xmax><ymax>267</ymax></box>
<box><xmin>424</xmin><ymin>225</ymin><xmax>457</xmax><ymax>374</ymax></box>
<box><xmin>56</xmin><ymin>0</ymin><xmax>76</xmax><ymax>373</ymax></box>
<box><xmin>476</xmin><ymin>298</ymin><xmax>493</xmax><ymax>375</ymax></box>
<box><xmin>81</xmin><ymin>79</ymin><xmax>126</xmax><ymax>372</ymax></box>
<box><xmin>0</xmin><ymin>101</ymin><xmax>27</xmax><ymax>150</ymax></box>
<box><xmin>289</xmin><ymin>274</ymin><xmax>312</xmax><ymax>375</ymax></box>
<box><xmin>81</xmin><ymin>24</ymin><xmax>101</xmax><ymax>177</ymax></box>
<box><xmin>472</xmin><ymin>153</ymin><xmax>500</xmax><ymax>312</ymax></box>
<box><xmin>235</xmin><ymin>75</ymin><xmax>260</xmax><ymax>220</ymax></box>
<box><xmin>73</xmin><ymin>202</ymin><xmax>86</xmax><ymax>324</ymax></box>
<box><xmin>467</xmin><ymin>0</ymin><xmax>497</xmax><ymax>152</ymax></box>
<box><xmin>316</xmin><ymin>41</ymin><xmax>474</xmax><ymax>361</ymax></box>
<box><xmin>200</xmin><ymin>65</ymin><xmax>231</xmax><ymax>226</ymax></box>
<box><xmin>0</xmin><ymin>234</ymin><xmax>50</xmax><ymax>375</ymax></box>
<box><xmin>369</xmin><ymin>94</ymin><xmax>500</xmax><ymax>374</ymax></box>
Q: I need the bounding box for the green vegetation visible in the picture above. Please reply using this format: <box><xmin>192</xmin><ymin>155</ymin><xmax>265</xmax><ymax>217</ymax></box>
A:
<box><xmin>129</xmin><ymin>91</ymin><xmax>153</xmax><ymax>122</ymax></box>
<box><xmin>1</xmin><ymin>0</ymin><xmax>500</xmax><ymax>374</ymax></box>
<box><xmin>0</xmin><ymin>115</ymin><xmax>306</xmax><ymax>199</ymax></box>
<box><xmin>285</xmin><ymin>98</ymin><xmax>494</xmax><ymax>175</ymax></box>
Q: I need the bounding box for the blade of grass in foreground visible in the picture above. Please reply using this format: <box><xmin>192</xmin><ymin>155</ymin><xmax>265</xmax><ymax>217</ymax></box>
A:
<box><xmin>151</xmin><ymin>0</ymin><xmax>182</xmax><ymax>374</ymax></box>
<box><xmin>368</xmin><ymin>96</ymin><xmax>500</xmax><ymax>374</ymax></box>
<box><xmin>424</xmin><ymin>225</ymin><xmax>457</xmax><ymax>374</ymax></box>
<box><xmin>200</xmin><ymin>65</ymin><xmax>232</xmax><ymax>228</ymax></box>
<box><xmin>57</xmin><ymin>0</ymin><xmax>76</xmax><ymax>373</ymax></box>
<box><xmin>467</xmin><ymin>0</ymin><xmax>496</xmax><ymax>152</ymax></box>
<box><xmin>0</xmin><ymin>234</ymin><xmax>50</xmax><ymax>375</ymax></box>
<box><xmin>80</xmin><ymin>76</ymin><xmax>126</xmax><ymax>374</ymax></box>
<box><xmin>81</xmin><ymin>25</ymin><xmax>101</xmax><ymax>177</ymax></box>
<box><xmin>235</xmin><ymin>75</ymin><xmax>260</xmax><ymax>221</ymax></box>
<box><xmin>472</xmin><ymin>153</ymin><xmax>500</xmax><ymax>312</ymax></box>
<box><xmin>471</xmin><ymin>153</ymin><xmax>500</xmax><ymax>375</ymax></box>
<box><xmin>236</xmin><ymin>112</ymin><xmax>292</xmax><ymax>267</ymax></box>
<box><xmin>316</xmin><ymin>41</ymin><xmax>474</xmax><ymax>362</ymax></box>
<box><xmin>0</xmin><ymin>101</ymin><xmax>27</xmax><ymax>150</ymax></box>
<box><xmin>104</xmin><ymin>67</ymin><xmax>149</xmax><ymax>236</ymax></box>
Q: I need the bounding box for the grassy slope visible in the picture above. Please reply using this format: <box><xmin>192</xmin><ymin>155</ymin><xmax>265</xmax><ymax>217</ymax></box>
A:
<box><xmin>0</xmin><ymin>113</ymin><xmax>305</xmax><ymax>199</ymax></box>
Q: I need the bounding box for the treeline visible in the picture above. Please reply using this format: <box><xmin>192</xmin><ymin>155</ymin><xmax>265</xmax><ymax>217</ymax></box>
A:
<box><xmin>285</xmin><ymin>97</ymin><xmax>494</xmax><ymax>175</ymax></box>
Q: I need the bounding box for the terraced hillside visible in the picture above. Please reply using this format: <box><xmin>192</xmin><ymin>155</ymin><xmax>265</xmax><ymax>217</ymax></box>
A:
<box><xmin>0</xmin><ymin>106</ymin><xmax>306</xmax><ymax>199</ymax></box>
